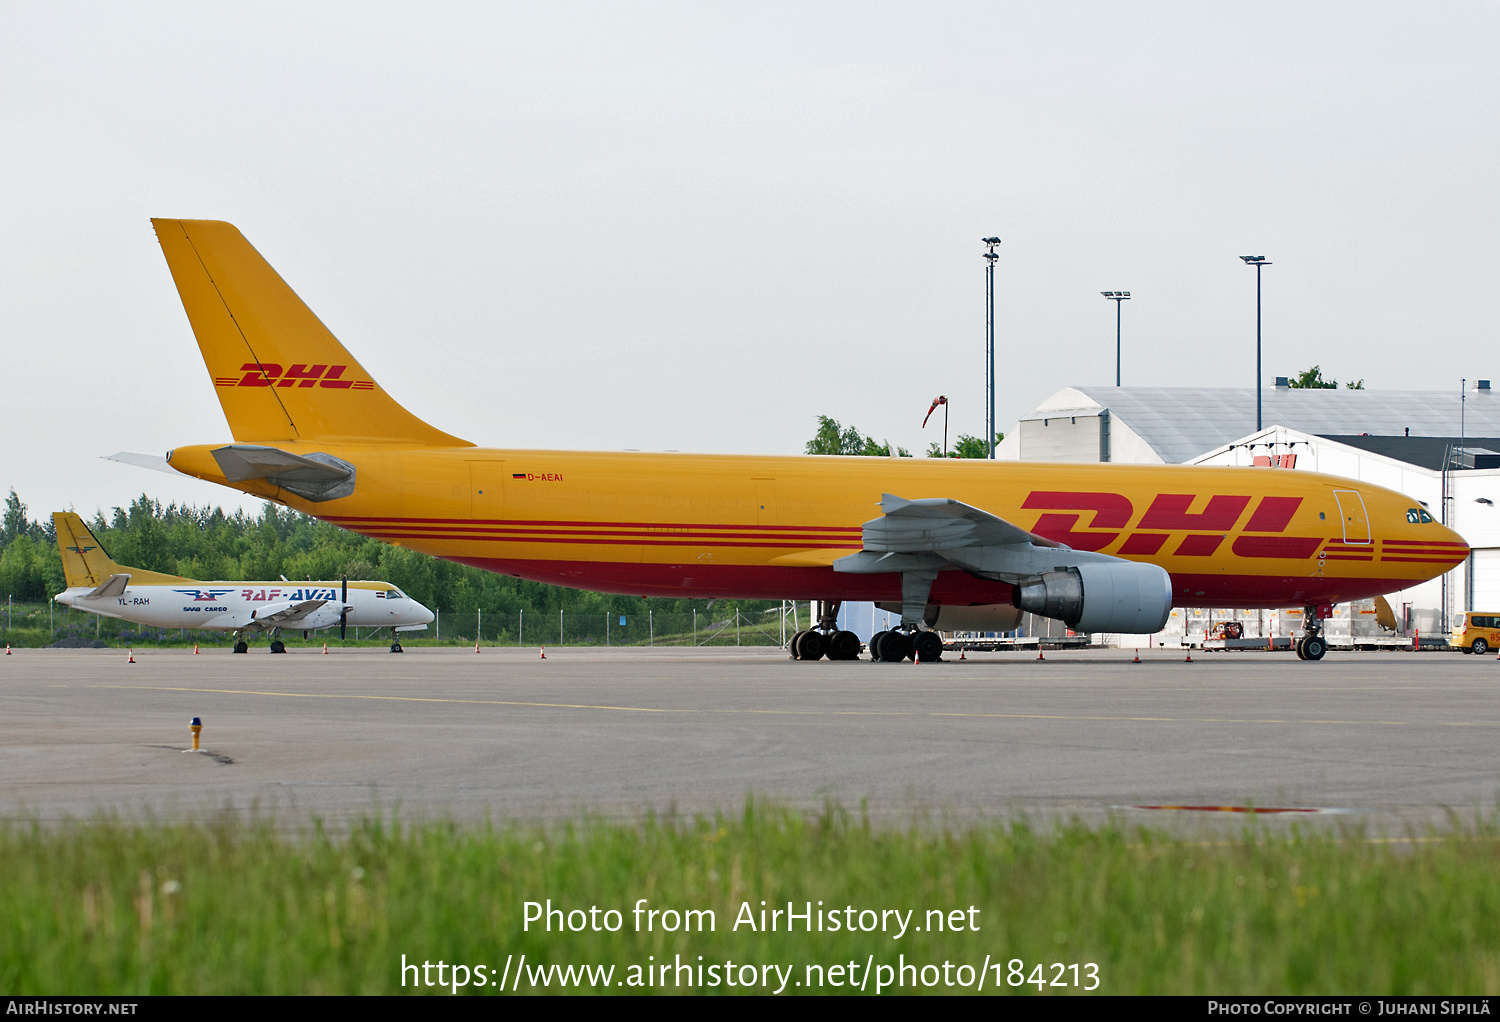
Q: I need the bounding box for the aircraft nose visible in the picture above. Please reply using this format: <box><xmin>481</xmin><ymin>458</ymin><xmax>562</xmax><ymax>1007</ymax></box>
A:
<box><xmin>416</xmin><ymin>604</ymin><xmax>435</xmax><ymax>625</ymax></box>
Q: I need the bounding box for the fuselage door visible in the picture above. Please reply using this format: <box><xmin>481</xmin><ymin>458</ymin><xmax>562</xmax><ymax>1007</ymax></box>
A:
<box><xmin>468</xmin><ymin>461</ymin><xmax>507</xmax><ymax>520</ymax></box>
<box><xmin>753</xmin><ymin>478</ymin><xmax>777</xmax><ymax>526</ymax></box>
<box><xmin>1333</xmin><ymin>489</ymin><xmax>1371</xmax><ymax>544</ymax></box>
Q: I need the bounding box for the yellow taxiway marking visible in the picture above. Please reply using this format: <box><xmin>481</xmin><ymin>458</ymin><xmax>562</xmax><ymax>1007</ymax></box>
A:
<box><xmin>94</xmin><ymin>685</ymin><xmax>1500</xmax><ymax>728</ymax></box>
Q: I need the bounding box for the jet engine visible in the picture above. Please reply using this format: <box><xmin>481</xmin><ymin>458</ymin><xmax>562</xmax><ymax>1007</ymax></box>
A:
<box><xmin>1011</xmin><ymin>561</ymin><xmax>1172</xmax><ymax>634</ymax></box>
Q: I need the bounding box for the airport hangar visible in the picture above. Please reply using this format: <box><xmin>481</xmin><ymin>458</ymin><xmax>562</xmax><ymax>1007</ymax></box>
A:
<box><xmin>991</xmin><ymin>380</ymin><xmax>1500</xmax><ymax>648</ymax></box>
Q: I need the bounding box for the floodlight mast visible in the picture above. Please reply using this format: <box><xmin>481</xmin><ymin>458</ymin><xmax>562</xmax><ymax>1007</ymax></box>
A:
<box><xmin>1101</xmin><ymin>291</ymin><xmax>1131</xmax><ymax>386</ymax></box>
<box><xmin>1240</xmin><ymin>256</ymin><xmax>1271</xmax><ymax>430</ymax></box>
<box><xmin>983</xmin><ymin>237</ymin><xmax>1001</xmax><ymax>459</ymax></box>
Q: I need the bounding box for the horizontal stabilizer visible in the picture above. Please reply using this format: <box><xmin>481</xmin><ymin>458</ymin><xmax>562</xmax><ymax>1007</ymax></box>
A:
<box><xmin>103</xmin><ymin>452</ymin><xmax>185</xmax><ymax>476</ymax></box>
<box><xmin>211</xmin><ymin>445</ymin><xmax>356</xmax><ymax>502</ymax></box>
<box><xmin>87</xmin><ymin>574</ymin><xmax>131</xmax><ymax>599</ymax></box>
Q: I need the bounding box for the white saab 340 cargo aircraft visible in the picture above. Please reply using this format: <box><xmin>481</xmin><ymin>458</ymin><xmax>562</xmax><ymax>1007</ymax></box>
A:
<box><xmin>51</xmin><ymin>511</ymin><xmax>434</xmax><ymax>653</ymax></box>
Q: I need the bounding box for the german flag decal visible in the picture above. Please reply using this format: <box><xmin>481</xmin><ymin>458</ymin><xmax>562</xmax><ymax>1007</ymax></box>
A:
<box><xmin>513</xmin><ymin>473</ymin><xmax>527</xmax><ymax>479</ymax></box>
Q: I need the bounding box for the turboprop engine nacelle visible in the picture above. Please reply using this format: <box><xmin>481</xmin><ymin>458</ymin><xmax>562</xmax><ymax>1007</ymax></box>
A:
<box><xmin>1011</xmin><ymin>561</ymin><xmax>1173</xmax><ymax>634</ymax></box>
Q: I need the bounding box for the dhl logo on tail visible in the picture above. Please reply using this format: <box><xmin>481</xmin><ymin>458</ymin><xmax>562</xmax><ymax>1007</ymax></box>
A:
<box><xmin>214</xmin><ymin>363</ymin><xmax>375</xmax><ymax>390</ymax></box>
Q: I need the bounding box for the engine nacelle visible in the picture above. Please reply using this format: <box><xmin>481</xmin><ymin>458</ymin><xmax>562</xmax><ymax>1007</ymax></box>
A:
<box><xmin>875</xmin><ymin>602</ymin><xmax>1024</xmax><ymax>632</ymax></box>
<box><xmin>1011</xmin><ymin>561</ymin><xmax>1172</xmax><ymax>634</ymax></box>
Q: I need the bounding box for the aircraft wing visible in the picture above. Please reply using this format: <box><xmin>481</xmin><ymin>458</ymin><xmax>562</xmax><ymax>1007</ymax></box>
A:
<box><xmin>86</xmin><ymin>574</ymin><xmax>131</xmax><ymax>599</ymax></box>
<box><xmin>251</xmin><ymin>598</ymin><xmax>329</xmax><ymax>625</ymax></box>
<box><xmin>860</xmin><ymin>493</ymin><xmax>1055</xmax><ymax>552</ymax></box>
<box><xmin>834</xmin><ymin>493</ymin><xmax>1115</xmax><ymax>581</ymax></box>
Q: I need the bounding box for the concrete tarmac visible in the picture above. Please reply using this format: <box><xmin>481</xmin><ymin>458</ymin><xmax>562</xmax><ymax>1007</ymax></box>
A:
<box><xmin>3</xmin><ymin>645</ymin><xmax>1499</xmax><ymax>829</ymax></box>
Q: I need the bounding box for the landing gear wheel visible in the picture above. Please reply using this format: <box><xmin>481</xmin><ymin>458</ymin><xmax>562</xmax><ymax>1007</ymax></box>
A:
<box><xmin>1294</xmin><ymin>637</ymin><xmax>1307</xmax><ymax>660</ymax></box>
<box><xmin>1473</xmin><ymin>638</ymin><xmax>1490</xmax><ymax>656</ymax></box>
<box><xmin>795</xmin><ymin>630</ymin><xmax>827</xmax><ymax>661</ymax></box>
<box><xmin>1302</xmin><ymin>635</ymin><xmax>1327</xmax><ymax>661</ymax></box>
<box><xmin>868</xmin><ymin>631</ymin><xmax>888</xmax><ymax>661</ymax></box>
<box><xmin>878</xmin><ymin>631</ymin><xmax>913</xmax><ymax>662</ymax></box>
<box><xmin>788</xmin><ymin>629</ymin><xmax>808</xmax><ymax>660</ymax></box>
<box><xmin>913</xmin><ymin>631</ymin><xmax>944</xmax><ymax>663</ymax></box>
<box><xmin>233</xmin><ymin>640</ymin><xmax>248</xmax><ymax>654</ymax></box>
<box><xmin>827</xmin><ymin>630</ymin><xmax>861</xmax><ymax>661</ymax></box>
<box><xmin>269</xmin><ymin>639</ymin><xmax>286</xmax><ymax>654</ymax></box>
<box><xmin>390</xmin><ymin>642</ymin><xmax>404</xmax><ymax>653</ymax></box>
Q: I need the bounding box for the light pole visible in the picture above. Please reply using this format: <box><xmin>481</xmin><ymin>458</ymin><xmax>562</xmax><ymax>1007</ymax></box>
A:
<box><xmin>1240</xmin><ymin>256</ymin><xmax>1271</xmax><ymax>430</ymax></box>
<box><xmin>1100</xmin><ymin>292</ymin><xmax>1131</xmax><ymax>386</ymax></box>
<box><xmin>983</xmin><ymin>237</ymin><xmax>1001</xmax><ymax>458</ymax></box>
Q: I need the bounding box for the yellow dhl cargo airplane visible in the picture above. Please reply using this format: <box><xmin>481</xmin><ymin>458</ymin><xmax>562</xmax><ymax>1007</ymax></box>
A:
<box><xmin>137</xmin><ymin>219</ymin><xmax>1468</xmax><ymax>663</ymax></box>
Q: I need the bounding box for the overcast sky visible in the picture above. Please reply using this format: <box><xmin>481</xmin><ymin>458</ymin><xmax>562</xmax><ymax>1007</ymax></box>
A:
<box><xmin>2</xmin><ymin>2</ymin><xmax>1497</xmax><ymax>520</ymax></box>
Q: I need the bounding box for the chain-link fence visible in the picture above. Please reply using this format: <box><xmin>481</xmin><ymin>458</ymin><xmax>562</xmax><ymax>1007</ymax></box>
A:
<box><xmin>0</xmin><ymin>600</ymin><xmax>793</xmax><ymax>648</ymax></box>
<box><xmin>435</xmin><ymin>607</ymin><xmax>787</xmax><ymax>647</ymax></box>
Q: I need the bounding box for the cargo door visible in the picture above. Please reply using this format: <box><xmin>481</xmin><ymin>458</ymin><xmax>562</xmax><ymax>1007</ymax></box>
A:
<box><xmin>1333</xmin><ymin>489</ymin><xmax>1370</xmax><ymax>544</ymax></box>
<box><xmin>468</xmin><ymin>461</ymin><xmax>507</xmax><ymax>520</ymax></box>
<box><xmin>752</xmin><ymin>478</ymin><xmax>777</xmax><ymax>527</ymax></box>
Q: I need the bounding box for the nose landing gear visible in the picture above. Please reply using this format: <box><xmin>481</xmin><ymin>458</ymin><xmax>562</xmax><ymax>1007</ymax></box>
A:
<box><xmin>390</xmin><ymin>627</ymin><xmax>404</xmax><ymax>653</ymax></box>
<box><xmin>1294</xmin><ymin>604</ymin><xmax>1333</xmax><ymax>660</ymax></box>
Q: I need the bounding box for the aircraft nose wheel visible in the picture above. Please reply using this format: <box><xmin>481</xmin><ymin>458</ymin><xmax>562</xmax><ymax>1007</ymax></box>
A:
<box><xmin>390</xmin><ymin>641</ymin><xmax>404</xmax><ymax>653</ymax></box>
<box><xmin>232</xmin><ymin>640</ymin><xmax>248</xmax><ymax>654</ymax></box>
<box><xmin>1297</xmin><ymin>635</ymin><xmax>1327</xmax><ymax>661</ymax></box>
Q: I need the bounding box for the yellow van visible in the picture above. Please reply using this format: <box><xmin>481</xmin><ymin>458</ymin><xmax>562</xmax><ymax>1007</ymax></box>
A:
<box><xmin>1453</xmin><ymin>613</ymin><xmax>1500</xmax><ymax>655</ymax></box>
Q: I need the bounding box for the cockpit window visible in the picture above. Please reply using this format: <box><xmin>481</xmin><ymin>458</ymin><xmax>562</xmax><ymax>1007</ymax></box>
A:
<box><xmin>386</xmin><ymin>590</ymin><xmax>404</xmax><ymax>600</ymax></box>
<box><xmin>1407</xmin><ymin>508</ymin><xmax>1435</xmax><ymax>524</ymax></box>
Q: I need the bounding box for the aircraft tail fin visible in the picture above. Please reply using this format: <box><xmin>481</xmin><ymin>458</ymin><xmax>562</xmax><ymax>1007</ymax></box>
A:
<box><xmin>52</xmin><ymin>512</ymin><xmax>200</xmax><ymax>588</ymax></box>
<box><xmin>150</xmin><ymin>219</ymin><xmax>472</xmax><ymax>448</ymax></box>
<box><xmin>54</xmin><ymin>512</ymin><xmax>114</xmax><ymax>588</ymax></box>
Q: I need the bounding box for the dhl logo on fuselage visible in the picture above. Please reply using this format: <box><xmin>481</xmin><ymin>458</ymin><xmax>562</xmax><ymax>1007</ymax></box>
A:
<box><xmin>212</xmin><ymin>363</ymin><xmax>375</xmax><ymax>391</ymax></box>
<box><xmin>1021</xmin><ymin>491</ymin><xmax>1464</xmax><ymax>564</ymax></box>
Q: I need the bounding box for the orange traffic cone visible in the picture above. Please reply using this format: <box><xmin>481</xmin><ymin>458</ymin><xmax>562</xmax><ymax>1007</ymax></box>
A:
<box><xmin>127</xmin><ymin>649</ymin><xmax>136</xmax><ymax>664</ymax></box>
<box><xmin>959</xmin><ymin>649</ymin><xmax>966</xmax><ymax>660</ymax></box>
<box><xmin>540</xmin><ymin>645</ymin><xmax>547</xmax><ymax>659</ymax></box>
<box><xmin>1133</xmin><ymin>649</ymin><xmax>1140</xmax><ymax>663</ymax></box>
<box><xmin>322</xmin><ymin>642</ymin><xmax>328</xmax><ymax>654</ymax></box>
<box><xmin>193</xmin><ymin>643</ymin><xmax>199</xmax><ymax>654</ymax></box>
<box><xmin>1037</xmin><ymin>649</ymin><xmax>1045</xmax><ymax>661</ymax></box>
<box><xmin>4</xmin><ymin>644</ymin><xmax>10</xmax><ymax>655</ymax></box>
<box><xmin>474</xmin><ymin>639</ymin><xmax>480</xmax><ymax>653</ymax></box>
<box><xmin>1185</xmin><ymin>651</ymin><xmax>1193</xmax><ymax>662</ymax></box>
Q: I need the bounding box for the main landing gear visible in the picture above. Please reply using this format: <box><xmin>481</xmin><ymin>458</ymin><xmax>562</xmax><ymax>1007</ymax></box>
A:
<box><xmin>1294</xmin><ymin>604</ymin><xmax>1331</xmax><ymax>661</ymax></box>
<box><xmin>868</xmin><ymin>628</ymin><xmax>944</xmax><ymax>663</ymax></box>
<box><xmin>788</xmin><ymin>599</ymin><xmax>945</xmax><ymax>663</ymax></box>
<box><xmin>789</xmin><ymin>601</ymin><xmax>862</xmax><ymax>661</ymax></box>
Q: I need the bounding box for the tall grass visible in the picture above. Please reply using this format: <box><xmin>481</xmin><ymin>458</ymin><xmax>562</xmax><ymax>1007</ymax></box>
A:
<box><xmin>2</xmin><ymin>807</ymin><xmax>1498</xmax><ymax>994</ymax></box>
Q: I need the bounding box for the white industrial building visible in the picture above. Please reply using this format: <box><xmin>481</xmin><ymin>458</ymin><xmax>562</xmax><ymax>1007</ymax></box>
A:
<box><xmin>1000</xmin><ymin>381</ymin><xmax>1500</xmax><ymax>647</ymax></box>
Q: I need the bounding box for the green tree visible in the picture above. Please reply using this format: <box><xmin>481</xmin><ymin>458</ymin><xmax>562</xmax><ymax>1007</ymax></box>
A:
<box><xmin>805</xmin><ymin>415</ymin><xmax>910</xmax><ymax>457</ymax></box>
<box><xmin>1288</xmin><ymin>366</ymin><xmax>1338</xmax><ymax>389</ymax></box>
<box><xmin>1346</xmin><ymin>379</ymin><xmax>1365</xmax><ymax>390</ymax></box>
<box><xmin>926</xmin><ymin>432</ymin><xmax>1005</xmax><ymax>459</ymax></box>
